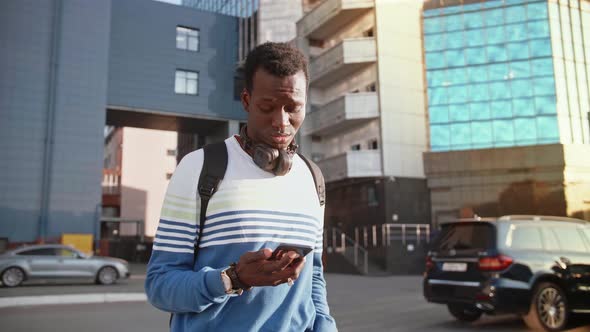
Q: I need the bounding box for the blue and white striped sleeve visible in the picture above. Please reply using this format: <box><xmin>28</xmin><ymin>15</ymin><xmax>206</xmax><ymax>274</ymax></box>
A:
<box><xmin>311</xmin><ymin>206</ymin><xmax>338</xmax><ymax>332</ymax></box>
<box><xmin>145</xmin><ymin>150</ymin><xmax>229</xmax><ymax>313</ymax></box>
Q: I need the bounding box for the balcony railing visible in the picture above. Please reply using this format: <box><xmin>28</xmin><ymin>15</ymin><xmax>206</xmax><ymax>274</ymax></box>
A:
<box><xmin>297</xmin><ymin>0</ymin><xmax>374</xmax><ymax>40</ymax></box>
<box><xmin>310</xmin><ymin>37</ymin><xmax>376</xmax><ymax>88</ymax></box>
<box><xmin>303</xmin><ymin>92</ymin><xmax>379</xmax><ymax>136</ymax></box>
<box><xmin>317</xmin><ymin>150</ymin><xmax>382</xmax><ymax>183</ymax></box>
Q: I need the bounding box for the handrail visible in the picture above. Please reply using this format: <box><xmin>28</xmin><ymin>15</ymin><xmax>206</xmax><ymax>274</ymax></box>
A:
<box><xmin>327</xmin><ymin>226</ymin><xmax>368</xmax><ymax>274</ymax></box>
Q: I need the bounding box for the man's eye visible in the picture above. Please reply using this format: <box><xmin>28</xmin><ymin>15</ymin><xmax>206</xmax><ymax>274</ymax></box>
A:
<box><xmin>286</xmin><ymin>105</ymin><xmax>302</xmax><ymax>113</ymax></box>
<box><xmin>259</xmin><ymin>105</ymin><xmax>273</xmax><ymax>112</ymax></box>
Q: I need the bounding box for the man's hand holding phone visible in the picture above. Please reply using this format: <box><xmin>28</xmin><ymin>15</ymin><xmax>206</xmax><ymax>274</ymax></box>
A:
<box><xmin>235</xmin><ymin>245</ymin><xmax>313</xmax><ymax>288</ymax></box>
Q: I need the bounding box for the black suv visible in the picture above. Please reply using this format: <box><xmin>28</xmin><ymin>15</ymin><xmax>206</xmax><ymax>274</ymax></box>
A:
<box><xmin>423</xmin><ymin>215</ymin><xmax>590</xmax><ymax>331</ymax></box>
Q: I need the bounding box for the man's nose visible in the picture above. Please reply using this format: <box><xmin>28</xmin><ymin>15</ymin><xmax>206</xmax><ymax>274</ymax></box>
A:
<box><xmin>272</xmin><ymin>109</ymin><xmax>289</xmax><ymax>129</ymax></box>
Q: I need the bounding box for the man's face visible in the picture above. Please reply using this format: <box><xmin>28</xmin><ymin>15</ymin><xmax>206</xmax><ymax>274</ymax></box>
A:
<box><xmin>241</xmin><ymin>68</ymin><xmax>307</xmax><ymax>150</ymax></box>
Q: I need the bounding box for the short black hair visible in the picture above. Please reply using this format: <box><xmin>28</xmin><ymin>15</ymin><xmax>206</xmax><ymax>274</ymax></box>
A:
<box><xmin>243</xmin><ymin>42</ymin><xmax>309</xmax><ymax>93</ymax></box>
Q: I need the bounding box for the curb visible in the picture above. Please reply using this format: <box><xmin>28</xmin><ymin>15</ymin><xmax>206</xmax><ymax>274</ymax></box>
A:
<box><xmin>0</xmin><ymin>292</ymin><xmax>147</xmax><ymax>308</ymax></box>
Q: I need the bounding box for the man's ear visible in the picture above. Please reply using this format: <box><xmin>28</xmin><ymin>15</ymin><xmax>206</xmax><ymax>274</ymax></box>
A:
<box><xmin>240</xmin><ymin>89</ymin><xmax>250</xmax><ymax>112</ymax></box>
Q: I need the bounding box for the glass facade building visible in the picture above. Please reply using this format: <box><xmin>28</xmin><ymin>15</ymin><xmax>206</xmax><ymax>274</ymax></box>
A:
<box><xmin>423</xmin><ymin>0</ymin><xmax>590</xmax><ymax>151</ymax></box>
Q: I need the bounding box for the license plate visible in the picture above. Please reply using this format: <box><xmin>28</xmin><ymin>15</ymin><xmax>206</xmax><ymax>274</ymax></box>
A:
<box><xmin>442</xmin><ymin>262</ymin><xmax>467</xmax><ymax>272</ymax></box>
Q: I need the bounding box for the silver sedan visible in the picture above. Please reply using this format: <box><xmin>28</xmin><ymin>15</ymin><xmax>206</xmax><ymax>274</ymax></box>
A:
<box><xmin>0</xmin><ymin>244</ymin><xmax>130</xmax><ymax>287</ymax></box>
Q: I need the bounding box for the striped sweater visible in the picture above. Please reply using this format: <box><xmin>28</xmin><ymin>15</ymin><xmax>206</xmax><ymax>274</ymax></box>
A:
<box><xmin>145</xmin><ymin>136</ymin><xmax>337</xmax><ymax>332</ymax></box>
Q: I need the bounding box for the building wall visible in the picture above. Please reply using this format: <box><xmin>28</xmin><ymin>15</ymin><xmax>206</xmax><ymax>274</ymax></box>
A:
<box><xmin>108</xmin><ymin>0</ymin><xmax>244</xmax><ymax>121</ymax></box>
<box><xmin>0</xmin><ymin>0</ymin><xmax>111</xmax><ymax>242</ymax></box>
<box><xmin>120</xmin><ymin>128</ymin><xmax>178</xmax><ymax>237</ymax></box>
<box><xmin>258</xmin><ymin>0</ymin><xmax>303</xmax><ymax>43</ymax></box>
<box><xmin>375</xmin><ymin>0</ymin><xmax>427</xmax><ymax>178</ymax></box>
<box><xmin>549</xmin><ymin>0</ymin><xmax>590</xmax><ymax>145</ymax></box>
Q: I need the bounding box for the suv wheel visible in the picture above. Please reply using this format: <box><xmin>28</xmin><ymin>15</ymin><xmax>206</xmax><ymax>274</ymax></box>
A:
<box><xmin>447</xmin><ymin>303</ymin><xmax>482</xmax><ymax>322</ymax></box>
<box><xmin>523</xmin><ymin>282</ymin><xmax>568</xmax><ymax>331</ymax></box>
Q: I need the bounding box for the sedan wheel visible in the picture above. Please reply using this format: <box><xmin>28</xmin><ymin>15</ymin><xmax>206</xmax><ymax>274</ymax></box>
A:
<box><xmin>523</xmin><ymin>282</ymin><xmax>568</xmax><ymax>331</ymax></box>
<box><xmin>1</xmin><ymin>267</ymin><xmax>25</xmax><ymax>287</ymax></box>
<box><xmin>96</xmin><ymin>266</ymin><xmax>118</xmax><ymax>285</ymax></box>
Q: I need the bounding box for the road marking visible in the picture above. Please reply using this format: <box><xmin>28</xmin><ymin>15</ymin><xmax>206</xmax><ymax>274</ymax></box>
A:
<box><xmin>0</xmin><ymin>293</ymin><xmax>147</xmax><ymax>308</ymax></box>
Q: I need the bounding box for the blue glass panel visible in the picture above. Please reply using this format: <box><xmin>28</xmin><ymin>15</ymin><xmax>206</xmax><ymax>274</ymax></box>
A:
<box><xmin>487</xmin><ymin>44</ymin><xmax>508</xmax><ymax>62</ymax></box>
<box><xmin>486</xmin><ymin>26</ymin><xmax>505</xmax><ymax>44</ymax></box>
<box><xmin>448</xmin><ymin>85</ymin><xmax>468</xmax><ymax>104</ymax></box>
<box><xmin>424</xmin><ymin>17</ymin><xmax>441</xmax><ymax>34</ymax></box>
<box><xmin>424</xmin><ymin>34</ymin><xmax>445</xmax><ymax>52</ymax></box>
<box><xmin>491</xmin><ymin>100</ymin><xmax>513</xmax><ymax>118</ymax></box>
<box><xmin>423</xmin><ymin>9</ymin><xmax>440</xmax><ymax>18</ymax></box>
<box><xmin>489</xmin><ymin>81</ymin><xmax>511</xmax><ymax>99</ymax></box>
<box><xmin>427</xmin><ymin>70</ymin><xmax>445</xmax><ymax>87</ymax></box>
<box><xmin>468</xmin><ymin>66</ymin><xmax>488</xmax><ymax>83</ymax></box>
<box><xmin>430</xmin><ymin>124</ymin><xmax>450</xmax><ymax>149</ymax></box>
<box><xmin>430</xmin><ymin>105</ymin><xmax>449</xmax><ymax>124</ymax></box>
<box><xmin>446</xmin><ymin>31</ymin><xmax>464</xmax><ymax>49</ymax></box>
<box><xmin>449</xmin><ymin>103</ymin><xmax>469</xmax><ymax>121</ymax></box>
<box><xmin>471</xmin><ymin>121</ymin><xmax>493</xmax><ymax>144</ymax></box>
<box><xmin>464</xmin><ymin>12</ymin><xmax>484</xmax><ymax>29</ymax></box>
<box><xmin>505</xmin><ymin>5</ymin><xmax>527</xmax><ymax>24</ymax></box>
<box><xmin>466</xmin><ymin>29</ymin><xmax>485</xmax><ymax>47</ymax></box>
<box><xmin>513</xmin><ymin>97</ymin><xmax>535</xmax><ymax>116</ymax></box>
<box><xmin>470</xmin><ymin>83</ymin><xmax>490</xmax><ymax>101</ymax></box>
<box><xmin>447</xmin><ymin>67</ymin><xmax>468</xmax><ymax>85</ymax></box>
<box><xmin>484</xmin><ymin>0</ymin><xmax>504</xmax><ymax>9</ymax></box>
<box><xmin>451</xmin><ymin>123</ymin><xmax>472</xmax><ymax>148</ymax></box>
<box><xmin>530</xmin><ymin>58</ymin><xmax>554</xmax><ymax>76</ymax></box>
<box><xmin>463</xmin><ymin>3</ymin><xmax>483</xmax><ymax>12</ymax></box>
<box><xmin>465</xmin><ymin>47</ymin><xmax>487</xmax><ymax>65</ymax></box>
<box><xmin>534</xmin><ymin>95</ymin><xmax>556</xmax><ymax>115</ymax></box>
<box><xmin>485</xmin><ymin>8</ymin><xmax>504</xmax><ymax>26</ymax></box>
<box><xmin>441</xmin><ymin>6</ymin><xmax>463</xmax><ymax>15</ymax></box>
<box><xmin>506</xmin><ymin>23</ymin><xmax>528</xmax><ymax>42</ymax></box>
<box><xmin>446</xmin><ymin>49</ymin><xmax>465</xmax><ymax>67</ymax></box>
<box><xmin>428</xmin><ymin>87</ymin><xmax>447</xmax><ymax>105</ymax></box>
<box><xmin>511</xmin><ymin>79</ymin><xmax>533</xmax><ymax>97</ymax></box>
<box><xmin>527</xmin><ymin>20</ymin><xmax>550</xmax><ymax>39</ymax></box>
<box><xmin>489</xmin><ymin>63</ymin><xmax>509</xmax><ymax>80</ymax></box>
<box><xmin>507</xmin><ymin>41</ymin><xmax>530</xmax><ymax>60</ymax></box>
<box><xmin>493</xmin><ymin>119</ymin><xmax>515</xmax><ymax>144</ymax></box>
<box><xmin>533</xmin><ymin>76</ymin><xmax>555</xmax><ymax>95</ymax></box>
<box><xmin>529</xmin><ymin>38</ymin><xmax>552</xmax><ymax>57</ymax></box>
<box><xmin>510</xmin><ymin>60</ymin><xmax>531</xmax><ymax>79</ymax></box>
<box><xmin>514</xmin><ymin>118</ymin><xmax>537</xmax><ymax>143</ymax></box>
<box><xmin>445</xmin><ymin>14</ymin><xmax>464</xmax><ymax>31</ymax></box>
<box><xmin>526</xmin><ymin>2</ymin><xmax>548</xmax><ymax>19</ymax></box>
<box><xmin>471</xmin><ymin>102</ymin><xmax>492</xmax><ymax>120</ymax></box>
<box><xmin>536</xmin><ymin>116</ymin><xmax>559</xmax><ymax>140</ymax></box>
<box><xmin>426</xmin><ymin>52</ymin><xmax>446</xmax><ymax>69</ymax></box>
<box><xmin>505</xmin><ymin>0</ymin><xmax>526</xmax><ymax>5</ymax></box>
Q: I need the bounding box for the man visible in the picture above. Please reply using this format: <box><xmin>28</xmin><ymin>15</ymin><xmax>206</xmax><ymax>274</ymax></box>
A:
<box><xmin>145</xmin><ymin>42</ymin><xmax>337</xmax><ymax>332</ymax></box>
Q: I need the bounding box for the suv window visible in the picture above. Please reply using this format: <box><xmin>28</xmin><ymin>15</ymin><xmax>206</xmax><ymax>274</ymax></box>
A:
<box><xmin>552</xmin><ymin>227</ymin><xmax>588</xmax><ymax>253</ymax></box>
<box><xmin>504</xmin><ymin>225</ymin><xmax>543</xmax><ymax>250</ymax></box>
<box><xmin>17</xmin><ymin>248</ymin><xmax>56</xmax><ymax>256</ymax></box>
<box><xmin>541</xmin><ymin>228</ymin><xmax>560</xmax><ymax>251</ymax></box>
<box><xmin>433</xmin><ymin>222</ymin><xmax>496</xmax><ymax>253</ymax></box>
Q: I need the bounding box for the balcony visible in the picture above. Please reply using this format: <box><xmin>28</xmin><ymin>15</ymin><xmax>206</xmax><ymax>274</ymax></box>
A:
<box><xmin>310</xmin><ymin>37</ymin><xmax>376</xmax><ymax>88</ymax></box>
<box><xmin>317</xmin><ymin>150</ymin><xmax>382</xmax><ymax>183</ymax></box>
<box><xmin>303</xmin><ymin>92</ymin><xmax>379</xmax><ymax>136</ymax></box>
<box><xmin>297</xmin><ymin>0</ymin><xmax>374</xmax><ymax>40</ymax></box>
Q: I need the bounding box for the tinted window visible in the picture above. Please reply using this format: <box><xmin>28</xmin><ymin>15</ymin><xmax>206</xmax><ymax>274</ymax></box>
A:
<box><xmin>582</xmin><ymin>228</ymin><xmax>590</xmax><ymax>245</ymax></box>
<box><xmin>433</xmin><ymin>222</ymin><xmax>496</xmax><ymax>253</ymax></box>
<box><xmin>17</xmin><ymin>248</ymin><xmax>56</xmax><ymax>256</ymax></box>
<box><xmin>506</xmin><ymin>226</ymin><xmax>543</xmax><ymax>250</ymax></box>
<box><xmin>552</xmin><ymin>227</ymin><xmax>588</xmax><ymax>253</ymax></box>
<box><xmin>541</xmin><ymin>228</ymin><xmax>560</xmax><ymax>251</ymax></box>
<box><xmin>57</xmin><ymin>248</ymin><xmax>78</xmax><ymax>257</ymax></box>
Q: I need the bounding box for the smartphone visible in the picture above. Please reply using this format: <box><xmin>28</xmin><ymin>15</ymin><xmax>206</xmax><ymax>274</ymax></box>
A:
<box><xmin>270</xmin><ymin>244</ymin><xmax>313</xmax><ymax>261</ymax></box>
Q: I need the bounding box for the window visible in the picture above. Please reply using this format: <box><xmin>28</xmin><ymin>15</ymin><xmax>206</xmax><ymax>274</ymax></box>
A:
<box><xmin>167</xmin><ymin>149</ymin><xmax>177</xmax><ymax>156</ymax></box>
<box><xmin>552</xmin><ymin>227</ymin><xmax>589</xmax><ymax>253</ymax></box>
<box><xmin>541</xmin><ymin>228</ymin><xmax>560</xmax><ymax>251</ymax></box>
<box><xmin>17</xmin><ymin>248</ymin><xmax>56</xmax><ymax>256</ymax></box>
<box><xmin>176</xmin><ymin>26</ymin><xmax>199</xmax><ymax>51</ymax></box>
<box><xmin>175</xmin><ymin>70</ymin><xmax>199</xmax><ymax>95</ymax></box>
<box><xmin>367</xmin><ymin>186</ymin><xmax>378</xmax><ymax>207</ymax></box>
<box><xmin>57</xmin><ymin>248</ymin><xmax>78</xmax><ymax>258</ymax></box>
<box><xmin>350</xmin><ymin>144</ymin><xmax>361</xmax><ymax>151</ymax></box>
<box><xmin>368</xmin><ymin>139</ymin><xmax>378</xmax><ymax>150</ymax></box>
<box><xmin>505</xmin><ymin>226</ymin><xmax>543</xmax><ymax>250</ymax></box>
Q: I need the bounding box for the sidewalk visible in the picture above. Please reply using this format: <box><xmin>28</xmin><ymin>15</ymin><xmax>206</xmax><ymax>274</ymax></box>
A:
<box><xmin>0</xmin><ymin>263</ymin><xmax>148</xmax><ymax>308</ymax></box>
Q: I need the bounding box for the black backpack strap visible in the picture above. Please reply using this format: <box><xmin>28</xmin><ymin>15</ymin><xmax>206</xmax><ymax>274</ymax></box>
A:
<box><xmin>194</xmin><ymin>141</ymin><xmax>228</xmax><ymax>263</ymax></box>
<box><xmin>298</xmin><ymin>153</ymin><xmax>326</xmax><ymax>207</ymax></box>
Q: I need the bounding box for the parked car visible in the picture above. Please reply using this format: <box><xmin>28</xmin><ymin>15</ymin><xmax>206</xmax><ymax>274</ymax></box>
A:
<box><xmin>0</xmin><ymin>244</ymin><xmax>130</xmax><ymax>287</ymax></box>
<box><xmin>423</xmin><ymin>215</ymin><xmax>590</xmax><ymax>332</ymax></box>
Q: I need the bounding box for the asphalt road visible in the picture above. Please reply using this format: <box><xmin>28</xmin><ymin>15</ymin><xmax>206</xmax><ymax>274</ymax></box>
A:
<box><xmin>1</xmin><ymin>272</ymin><xmax>589</xmax><ymax>332</ymax></box>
